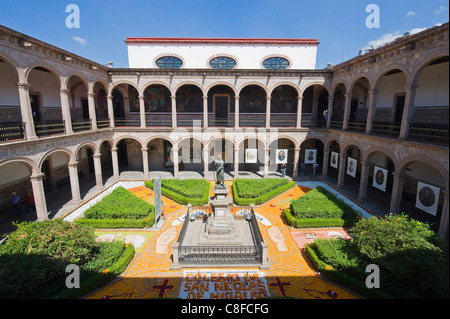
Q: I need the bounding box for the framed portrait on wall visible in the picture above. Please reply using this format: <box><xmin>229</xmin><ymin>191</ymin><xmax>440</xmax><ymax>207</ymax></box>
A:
<box><xmin>245</xmin><ymin>149</ymin><xmax>258</xmax><ymax>164</ymax></box>
<box><xmin>304</xmin><ymin>149</ymin><xmax>317</xmax><ymax>164</ymax></box>
<box><xmin>276</xmin><ymin>149</ymin><xmax>288</xmax><ymax>164</ymax></box>
<box><xmin>372</xmin><ymin>166</ymin><xmax>388</xmax><ymax>192</ymax></box>
<box><xmin>330</xmin><ymin>151</ymin><xmax>339</xmax><ymax>169</ymax></box>
<box><xmin>346</xmin><ymin>157</ymin><xmax>357</xmax><ymax>177</ymax></box>
<box><xmin>415</xmin><ymin>182</ymin><xmax>440</xmax><ymax>216</ymax></box>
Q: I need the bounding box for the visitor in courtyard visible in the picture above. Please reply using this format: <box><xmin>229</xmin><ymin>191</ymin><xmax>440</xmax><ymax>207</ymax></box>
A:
<box><xmin>313</xmin><ymin>163</ymin><xmax>319</xmax><ymax>177</ymax></box>
<box><xmin>300</xmin><ymin>162</ymin><xmax>305</xmax><ymax>176</ymax></box>
<box><xmin>11</xmin><ymin>192</ymin><xmax>21</xmax><ymax>220</ymax></box>
<box><xmin>323</xmin><ymin>110</ymin><xmax>328</xmax><ymax>126</ymax></box>
<box><xmin>281</xmin><ymin>164</ymin><xmax>287</xmax><ymax>178</ymax></box>
<box><xmin>26</xmin><ymin>192</ymin><xmax>36</xmax><ymax>216</ymax></box>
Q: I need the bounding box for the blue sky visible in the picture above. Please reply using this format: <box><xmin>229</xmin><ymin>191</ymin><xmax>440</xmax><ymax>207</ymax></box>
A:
<box><xmin>0</xmin><ymin>0</ymin><xmax>448</xmax><ymax>68</ymax></box>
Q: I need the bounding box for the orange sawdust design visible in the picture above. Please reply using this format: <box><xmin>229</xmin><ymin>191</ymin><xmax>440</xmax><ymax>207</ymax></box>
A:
<box><xmin>86</xmin><ymin>183</ymin><xmax>358</xmax><ymax>299</ymax></box>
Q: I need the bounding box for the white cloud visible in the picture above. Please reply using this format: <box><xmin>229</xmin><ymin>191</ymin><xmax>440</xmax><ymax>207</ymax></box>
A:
<box><xmin>366</xmin><ymin>27</ymin><xmax>427</xmax><ymax>49</ymax></box>
<box><xmin>72</xmin><ymin>36</ymin><xmax>87</xmax><ymax>45</ymax></box>
<box><xmin>433</xmin><ymin>6</ymin><xmax>448</xmax><ymax>15</ymax></box>
<box><xmin>406</xmin><ymin>11</ymin><xmax>416</xmax><ymax>16</ymax></box>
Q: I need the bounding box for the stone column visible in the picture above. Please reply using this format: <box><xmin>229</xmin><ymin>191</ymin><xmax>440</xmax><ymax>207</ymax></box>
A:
<box><xmin>68</xmin><ymin>162</ymin><xmax>81</xmax><ymax>202</ymax></box>
<box><xmin>30</xmin><ymin>174</ymin><xmax>49</xmax><ymax>221</ymax></box>
<box><xmin>265</xmin><ymin>97</ymin><xmax>271</xmax><ymax>128</ymax></box>
<box><xmin>264</xmin><ymin>148</ymin><xmax>270</xmax><ymax>177</ymax></box>
<box><xmin>342</xmin><ymin>93</ymin><xmax>352</xmax><ymax>131</ymax></box>
<box><xmin>234</xmin><ymin>148</ymin><xmax>240</xmax><ymax>179</ymax></box>
<box><xmin>203</xmin><ymin>147</ymin><xmax>210</xmax><ymax>177</ymax></box>
<box><xmin>293</xmin><ymin>148</ymin><xmax>300</xmax><ymax>177</ymax></box>
<box><xmin>235</xmin><ymin>96</ymin><xmax>240</xmax><ymax>129</ymax></box>
<box><xmin>17</xmin><ymin>83</ymin><xmax>37</xmax><ymax>140</ymax></box>
<box><xmin>326</xmin><ymin>96</ymin><xmax>334</xmax><ymax>129</ymax></box>
<box><xmin>60</xmin><ymin>89</ymin><xmax>73</xmax><ymax>134</ymax></box>
<box><xmin>399</xmin><ymin>85</ymin><xmax>418</xmax><ymax>140</ymax></box>
<box><xmin>171</xmin><ymin>95</ymin><xmax>177</xmax><ymax>128</ymax></box>
<box><xmin>93</xmin><ymin>154</ymin><xmax>103</xmax><ymax>189</ymax></box>
<box><xmin>337</xmin><ymin>153</ymin><xmax>347</xmax><ymax>189</ymax></box>
<box><xmin>389</xmin><ymin>172</ymin><xmax>405</xmax><ymax>214</ymax></box>
<box><xmin>111</xmin><ymin>147</ymin><xmax>120</xmax><ymax>178</ymax></box>
<box><xmin>358</xmin><ymin>162</ymin><xmax>370</xmax><ymax>201</ymax></box>
<box><xmin>107</xmin><ymin>95</ymin><xmax>115</xmax><ymax>128</ymax></box>
<box><xmin>322</xmin><ymin>147</ymin><xmax>330</xmax><ymax>178</ymax></box>
<box><xmin>87</xmin><ymin>93</ymin><xmax>98</xmax><ymax>131</ymax></box>
<box><xmin>139</xmin><ymin>95</ymin><xmax>146</xmax><ymax>128</ymax></box>
<box><xmin>296</xmin><ymin>97</ymin><xmax>303</xmax><ymax>129</ymax></box>
<box><xmin>142</xmin><ymin>148</ymin><xmax>149</xmax><ymax>179</ymax></box>
<box><xmin>203</xmin><ymin>96</ymin><xmax>208</xmax><ymax>128</ymax></box>
<box><xmin>173</xmin><ymin>147</ymin><xmax>179</xmax><ymax>178</ymax></box>
<box><xmin>438</xmin><ymin>190</ymin><xmax>449</xmax><ymax>241</ymax></box>
<box><xmin>365</xmin><ymin>90</ymin><xmax>377</xmax><ymax>135</ymax></box>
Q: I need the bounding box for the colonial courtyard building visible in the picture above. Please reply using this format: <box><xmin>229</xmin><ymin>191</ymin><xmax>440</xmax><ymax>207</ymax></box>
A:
<box><xmin>0</xmin><ymin>23</ymin><xmax>448</xmax><ymax>241</ymax></box>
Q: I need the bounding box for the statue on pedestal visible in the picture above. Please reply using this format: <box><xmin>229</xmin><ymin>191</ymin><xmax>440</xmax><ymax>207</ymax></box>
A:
<box><xmin>212</xmin><ymin>155</ymin><xmax>226</xmax><ymax>189</ymax></box>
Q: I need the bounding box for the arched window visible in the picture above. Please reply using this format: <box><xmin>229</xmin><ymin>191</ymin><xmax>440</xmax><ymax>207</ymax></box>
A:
<box><xmin>209</xmin><ymin>56</ymin><xmax>237</xmax><ymax>69</ymax></box>
<box><xmin>263</xmin><ymin>57</ymin><xmax>290</xmax><ymax>70</ymax></box>
<box><xmin>156</xmin><ymin>56</ymin><xmax>183</xmax><ymax>69</ymax></box>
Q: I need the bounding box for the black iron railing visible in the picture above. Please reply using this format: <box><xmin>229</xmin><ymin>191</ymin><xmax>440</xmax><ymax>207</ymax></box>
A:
<box><xmin>409</xmin><ymin>123</ymin><xmax>449</xmax><ymax>147</ymax></box>
<box><xmin>35</xmin><ymin>120</ymin><xmax>65</xmax><ymax>137</ymax></box>
<box><xmin>0</xmin><ymin>122</ymin><xmax>25</xmax><ymax>143</ymax></box>
<box><xmin>347</xmin><ymin>121</ymin><xmax>367</xmax><ymax>133</ymax></box>
<box><xmin>176</xmin><ymin>206</ymin><xmax>263</xmax><ymax>265</ymax></box>
<box><xmin>208</xmin><ymin>118</ymin><xmax>235</xmax><ymax>127</ymax></box>
<box><xmin>114</xmin><ymin>118</ymin><xmax>140</xmax><ymax>127</ymax></box>
<box><xmin>147</xmin><ymin>119</ymin><xmax>172</xmax><ymax>127</ymax></box>
<box><xmin>72</xmin><ymin>119</ymin><xmax>91</xmax><ymax>132</ymax></box>
<box><xmin>97</xmin><ymin>119</ymin><xmax>110</xmax><ymax>129</ymax></box>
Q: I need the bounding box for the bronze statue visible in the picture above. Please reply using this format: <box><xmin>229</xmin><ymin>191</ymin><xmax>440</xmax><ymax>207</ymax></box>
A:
<box><xmin>212</xmin><ymin>155</ymin><xmax>225</xmax><ymax>188</ymax></box>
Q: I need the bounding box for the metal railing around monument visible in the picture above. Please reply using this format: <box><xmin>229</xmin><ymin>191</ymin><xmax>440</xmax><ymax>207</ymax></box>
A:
<box><xmin>176</xmin><ymin>205</ymin><xmax>264</xmax><ymax>265</ymax></box>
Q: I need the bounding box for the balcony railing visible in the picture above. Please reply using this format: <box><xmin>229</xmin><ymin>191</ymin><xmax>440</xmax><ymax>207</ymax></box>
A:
<box><xmin>97</xmin><ymin>119</ymin><xmax>110</xmax><ymax>129</ymax></box>
<box><xmin>372</xmin><ymin>121</ymin><xmax>401</xmax><ymax>138</ymax></box>
<box><xmin>330</xmin><ymin>120</ymin><xmax>343</xmax><ymax>130</ymax></box>
<box><xmin>302</xmin><ymin>119</ymin><xmax>326</xmax><ymax>128</ymax></box>
<box><xmin>409</xmin><ymin>123</ymin><xmax>449</xmax><ymax>147</ymax></box>
<box><xmin>147</xmin><ymin>119</ymin><xmax>172</xmax><ymax>127</ymax></box>
<box><xmin>270</xmin><ymin>115</ymin><xmax>296</xmax><ymax>127</ymax></box>
<box><xmin>347</xmin><ymin>121</ymin><xmax>367</xmax><ymax>133</ymax></box>
<box><xmin>208</xmin><ymin>118</ymin><xmax>235</xmax><ymax>127</ymax></box>
<box><xmin>72</xmin><ymin>119</ymin><xmax>92</xmax><ymax>132</ymax></box>
<box><xmin>35</xmin><ymin>120</ymin><xmax>65</xmax><ymax>137</ymax></box>
<box><xmin>114</xmin><ymin>118</ymin><xmax>140</xmax><ymax>127</ymax></box>
<box><xmin>0</xmin><ymin>122</ymin><xmax>25</xmax><ymax>143</ymax></box>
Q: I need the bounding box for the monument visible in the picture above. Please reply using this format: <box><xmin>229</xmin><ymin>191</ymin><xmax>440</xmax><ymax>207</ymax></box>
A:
<box><xmin>171</xmin><ymin>156</ymin><xmax>270</xmax><ymax>270</ymax></box>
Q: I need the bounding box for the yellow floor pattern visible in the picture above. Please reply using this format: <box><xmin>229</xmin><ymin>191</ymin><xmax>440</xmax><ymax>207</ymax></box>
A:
<box><xmin>86</xmin><ymin>182</ymin><xmax>358</xmax><ymax>299</ymax></box>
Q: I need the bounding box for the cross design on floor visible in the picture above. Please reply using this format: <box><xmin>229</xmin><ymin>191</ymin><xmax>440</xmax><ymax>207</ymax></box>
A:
<box><xmin>152</xmin><ymin>279</ymin><xmax>174</xmax><ymax>298</ymax></box>
<box><xmin>269</xmin><ymin>277</ymin><xmax>292</xmax><ymax>297</ymax></box>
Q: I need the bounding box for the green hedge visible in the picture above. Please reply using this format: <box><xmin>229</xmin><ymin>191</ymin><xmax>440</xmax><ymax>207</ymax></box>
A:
<box><xmin>145</xmin><ymin>179</ymin><xmax>211</xmax><ymax>206</ymax></box>
<box><xmin>55</xmin><ymin>243</ymin><xmax>136</xmax><ymax>299</ymax></box>
<box><xmin>290</xmin><ymin>186</ymin><xmax>359</xmax><ymax>220</ymax></box>
<box><xmin>304</xmin><ymin>244</ymin><xmax>393</xmax><ymax>299</ymax></box>
<box><xmin>76</xmin><ymin>186</ymin><xmax>155</xmax><ymax>229</ymax></box>
<box><xmin>234</xmin><ymin>178</ymin><xmax>290</xmax><ymax>198</ymax></box>
<box><xmin>233</xmin><ymin>180</ymin><xmax>297</xmax><ymax>206</ymax></box>
<box><xmin>284</xmin><ymin>208</ymin><xmax>360</xmax><ymax>228</ymax></box>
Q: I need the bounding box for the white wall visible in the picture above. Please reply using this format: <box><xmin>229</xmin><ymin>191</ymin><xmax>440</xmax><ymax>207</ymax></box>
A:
<box><xmin>28</xmin><ymin>69</ymin><xmax>61</xmax><ymax>107</ymax></box>
<box><xmin>0</xmin><ymin>62</ymin><xmax>20</xmax><ymax>106</ymax></box>
<box><xmin>376</xmin><ymin>72</ymin><xmax>407</xmax><ymax>108</ymax></box>
<box><xmin>415</xmin><ymin>62</ymin><xmax>449</xmax><ymax>107</ymax></box>
<box><xmin>128</xmin><ymin>44</ymin><xmax>317</xmax><ymax>70</ymax></box>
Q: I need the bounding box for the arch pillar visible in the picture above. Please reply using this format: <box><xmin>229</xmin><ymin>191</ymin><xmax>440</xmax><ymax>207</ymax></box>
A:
<box><xmin>265</xmin><ymin>97</ymin><xmax>271</xmax><ymax>128</ymax></box>
<box><xmin>171</xmin><ymin>96</ymin><xmax>177</xmax><ymax>128</ymax></box>
<box><xmin>68</xmin><ymin>162</ymin><xmax>81</xmax><ymax>202</ymax></box>
<box><xmin>17</xmin><ymin>82</ymin><xmax>37</xmax><ymax>140</ymax></box>
<box><xmin>93</xmin><ymin>154</ymin><xmax>103</xmax><ymax>188</ymax></box>
<box><xmin>139</xmin><ymin>96</ymin><xmax>147</xmax><ymax>128</ymax></box>
<box><xmin>293</xmin><ymin>148</ymin><xmax>300</xmax><ymax>177</ymax></box>
<box><xmin>30</xmin><ymin>174</ymin><xmax>49</xmax><ymax>221</ymax></box>
<box><xmin>296</xmin><ymin>97</ymin><xmax>303</xmax><ymax>129</ymax></box>
<box><xmin>342</xmin><ymin>93</ymin><xmax>352</xmax><ymax>131</ymax></box>
<box><xmin>399</xmin><ymin>85</ymin><xmax>418</xmax><ymax>140</ymax></box>
<box><xmin>438</xmin><ymin>190</ymin><xmax>449</xmax><ymax>242</ymax></box>
<box><xmin>322</xmin><ymin>146</ymin><xmax>330</xmax><ymax>178</ymax></box>
<box><xmin>337</xmin><ymin>153</ymin><xmax>347</xmax><ymax>188</ymax></box>
<box><xmin>358</xmin><ymin>162</ymin><xmax>371</xmax><ymax>201</ymax></box>
<box><xmin>60</xmin><ymin>89</ymin><xmax>74</xmax><ymax>134</ymax></box>
<box><xmin>173</xmin><ymin>147</ymin><xmax>180</xmax><ymax>178</ymax></box>
<box><xmin>107</xmin><ymin>95</ymin><xmax>115</xmax><ymax>128</ymax></box>
<box><xmin>326</xmin><ymin>96</ymin><xmax>334</xmax><ymax>129</ymax></box>
<box><xmin>235</xmin><ymin>96</ymin><xmax>240</xmax><ymax>129</ymax></box>
<box><xmin>87</xmin><ymin>92</ymin><xmax>98</xmax><ymax>131</ymax></box>
<box><xmin>142</xmin><ymin>148</ymin><xmax>149</xmax><ymax>178</ymax></box>
<box><xmin>111</xmin><ymin>147</ymin><xmax>120</xmax><ymax>178</ymax></box>
<box><xmin>389</xmin><ymin>172</ymin><xmax>405</xmax><ymax>214</ymax></box>
<box><xmin>365</xmin><ymin>90</ymin><xmax>377</xmax><ymax>135</ymax></box>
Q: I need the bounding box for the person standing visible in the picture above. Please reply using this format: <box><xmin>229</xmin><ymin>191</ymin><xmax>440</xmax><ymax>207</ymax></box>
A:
<box><xmin>313</xmin><ymin>163</ymin><xmax>319</xmax><ymax>177</ymax></box>
<box><xmin>300</xmin><ymin>162</ymin><xmax>305</xmax><ymax>176</ymax></box>
<box><xmin>11</xmin><ymin>192</ymin><xmax>21</xmax><ymax>220</ymax></box>
<box><xmin>281</xmin><ymin>163</ymin><xmax>287</xmax><ymax>178</ymax></box>
<box><xmin>323</xmin><ymin>110</ymin><xmax>328</xmax><ymax>126</ymax></box>
<box><xmin>26</xmin><ymin>192</ymin><xmax>36</xmax><ymax>216</ymax></box>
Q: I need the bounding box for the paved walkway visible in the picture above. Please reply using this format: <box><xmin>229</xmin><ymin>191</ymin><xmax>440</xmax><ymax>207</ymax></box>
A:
<box><xmin>84</xmin><ymin>182</ymin><xmax>359</xmax><ymax>300</ymax></box>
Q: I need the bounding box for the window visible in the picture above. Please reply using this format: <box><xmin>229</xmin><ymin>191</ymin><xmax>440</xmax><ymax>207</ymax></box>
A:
<box><xmin>263</xmin><ymin>57</ymin><xmax>290</xmax><ymax>70</ymax></box>
<box><xmin>156</xmin><ymin>56</ymin><xmax>183</xmax><ymax>69</ymax></box>
<box><xmin>209</xmin><ymin>56</ymin><xmax>237</xmax><ymax>69</ymax></box>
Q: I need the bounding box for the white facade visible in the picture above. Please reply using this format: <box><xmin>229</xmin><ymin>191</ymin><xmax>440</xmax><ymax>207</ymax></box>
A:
<box><xmin>126</xmin><ymin>38</ymin><xmax>319</xmax><ymax>70</ymax></box>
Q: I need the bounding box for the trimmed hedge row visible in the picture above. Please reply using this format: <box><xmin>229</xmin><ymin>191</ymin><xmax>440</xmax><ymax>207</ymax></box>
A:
<box><xmin>284</xmin><ymin>208</ymin><xmax>360</xmax><ymax>228</ymax></box>
<box><xmin>304</xmin><ymin>244</ymin><xmax>393</xmax><ymax>299</ymax></box>
<box><xmin>233</xmin><ymin>178</ymin><xmax>290</xmax><ymax>199</ymax></box>
<box><xmin>233</xmin><ymin>180</ymin><xmax>297</xmax><ymax>206</ymax></box>
<box><xmin>76</xmin><ymin>187</ymin><xmax>155</xmax><ymax>229</ymax></box>
<box><xmin>145</xmin><ymin>179</ymin><xmax>211</xmax><ymax>206</ymax></box>
<box><xmin>55</xmin><ymin>243</ymin><xmax>136</xmax><ymax>299</ymax></box>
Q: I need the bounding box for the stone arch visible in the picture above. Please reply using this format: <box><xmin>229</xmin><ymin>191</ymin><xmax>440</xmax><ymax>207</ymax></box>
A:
<box><xmin>24</xmin><ymin>62</ymin><xmax>62</xmax><ymax>86</ymax></box>
<box><xmin>373</xmin><ymin>65</ymin><xmax>411</xmax><ymax>90</ymax></box>
<box><xmin>410</xmin><ymin>51</ymin><xmax>449</xmax><ymax>85</ymax></box>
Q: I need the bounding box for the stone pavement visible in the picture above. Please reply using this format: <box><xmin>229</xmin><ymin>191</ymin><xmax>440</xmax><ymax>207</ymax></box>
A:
<box><xmin>84</xmin><ymin>182</ymin><xmax>360</xmax><ymax>300</ymax></box>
